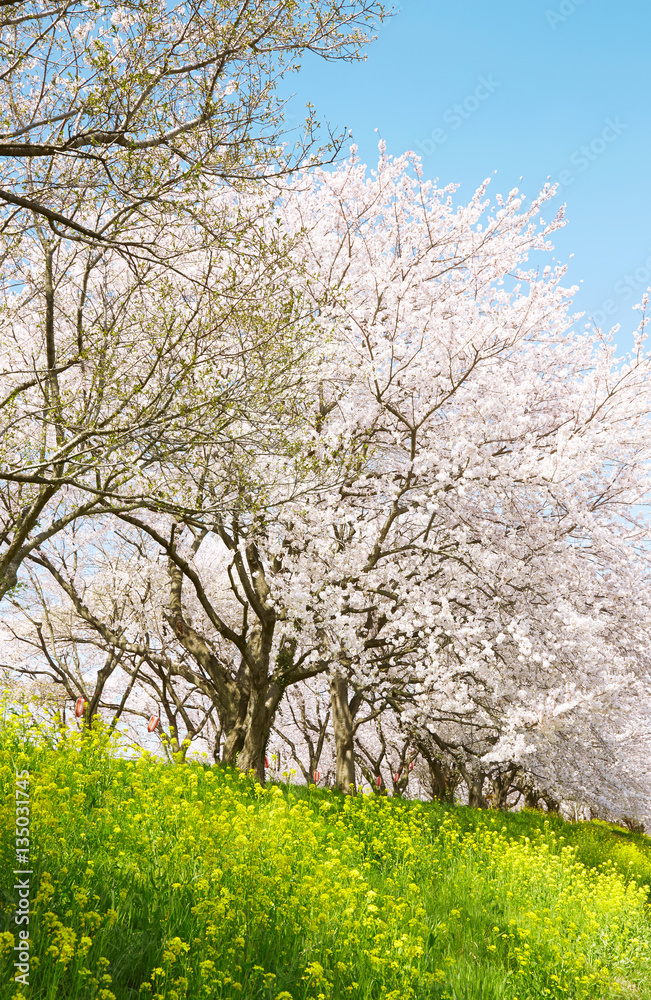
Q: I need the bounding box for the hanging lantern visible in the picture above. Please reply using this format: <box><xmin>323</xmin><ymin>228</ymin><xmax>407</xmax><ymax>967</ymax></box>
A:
<box><xmin>75</xmin><ymin>697</ymin><xmax>87</xmax><ymax>718</ymax></box>
<box><xmin>376</xmin><ymin>776</ymin><xmax>382</xmax><ymax>787</ymax></box>
<box><xmin>147</xmin><ymin>715</ymin><xmax>159</xmax><ymax>733</ymax></box>
<box><xmin>265</xmin><ymin>756</ymin><xmax>269</xmax><ymax>768</ymax></box>
<box><xmin>314</xmin><ymin>771</ymin><xmax>320</xmax><ymax>783</ymax></box>
<box><xmin>409</xmin><ymin>760</ymin><xmax>414</xmax><ymax>771</ymax></box>
<box><xmin>394</xmin><ymin>772</ymin><xmax>400</xmax><ymax>782</ymax></box>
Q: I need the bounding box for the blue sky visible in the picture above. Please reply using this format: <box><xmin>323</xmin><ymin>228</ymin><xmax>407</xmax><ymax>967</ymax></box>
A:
<box><xmin>280</xmin><ymin>0</ymin><xmax>651</xmax><ymax>356</ymax></box>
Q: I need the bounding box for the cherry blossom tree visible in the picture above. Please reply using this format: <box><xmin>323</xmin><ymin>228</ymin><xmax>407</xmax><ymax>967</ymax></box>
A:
<box><xmin>5</xmin><ymin>146</ymin><xmax>651</xmax><ymax>824</ymax></box>
<box><xmin>266</xmin><ymin>147</ymin><xmax>651</xmax><ymax>813</ymax></box>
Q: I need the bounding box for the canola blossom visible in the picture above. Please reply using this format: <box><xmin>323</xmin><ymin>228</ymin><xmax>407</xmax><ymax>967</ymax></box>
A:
<box><xmin>1</xmin><ymin>713</ymin><xmax>651</xmax><ymax>999</ymax></box>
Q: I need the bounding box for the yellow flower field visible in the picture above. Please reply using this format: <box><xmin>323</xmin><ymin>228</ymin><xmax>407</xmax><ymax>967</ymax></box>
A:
<box><xmin>1</xmin><ymin>713</ymin><xmax>650</xmax><ymax>999</ymax></box>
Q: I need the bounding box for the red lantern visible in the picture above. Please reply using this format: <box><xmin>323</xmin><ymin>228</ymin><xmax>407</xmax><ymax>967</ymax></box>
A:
<box><xmin>394</xmin><ymin>772</ymin><xmax>400</xmax><ymax>782</ymax></box>
<box><xmin>314</xmin><ymin>771</ymin><xmax>320</xmax><ymax>783</ymax></box>
<box><xmin>409</xmin><ymin>760</ymin><xmax>414</xmax><ymax>771</ymax></box>
<box><xmin>376</xmin><ymin>776</ymin><xmax>382</xmax><ymax>787</ymax></box>
<box><xmin>75</xmin><ymin>697</ymin><xmax>87</xmax><ymax>718</ymax></box>
<box><xmin>264</xmin><ymin>756</ymin><xmax>269</xmax><ymax>768</ymax></box>
<box><xmin>147</xmin><ymin>715</ymin><xmax>159</xmax><ymax>733</ymax></box>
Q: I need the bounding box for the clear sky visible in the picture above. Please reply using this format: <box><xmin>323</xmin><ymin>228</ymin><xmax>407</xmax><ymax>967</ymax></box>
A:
<box><xmin>280</xmin><ymin>0</ymin><xmax>651</xmax><ymax>355</ymax></box>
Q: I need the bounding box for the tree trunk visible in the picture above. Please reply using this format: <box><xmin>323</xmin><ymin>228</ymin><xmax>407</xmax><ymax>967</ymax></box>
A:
<box><xmin>540</xmin><ymin>790</ymin><xmax>560</xmax><ymax>815</ymax></box>
<box><xmin>522</xmin><ymin>782</ymin><xmax>540</xmax><ymax>810</ymax></box>
<box><xmin>427</xmin><ymin>758</ymin><xmax>460</xmax><ymax>804</ymax></box>
<box><xmin>330</xmin><ymin>671</ymin><xmax>356</xmax><ymax>794</ymax></box>
<box><xmin>237</xmin><ymin>686</ymin><xmax>275</xmax><ymax>783</ymax></box>
<box><xmin>490</xmin><ymin>765</ymin><xmax>517</xmax><ymax>810</ymax></box>
<box><xmin>467</xmin><ymin>771</ymin><xmax>487</xmax><ymax>809</ymax></box>
<box><xmin>491</xmin><ymin>778</ymin><xmax>510</xmax><ymax>810</ymax></box>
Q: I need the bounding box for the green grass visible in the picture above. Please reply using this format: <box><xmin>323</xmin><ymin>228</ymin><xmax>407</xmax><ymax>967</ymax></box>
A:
<box><xmin>1</xmin><ymin>713</ymin><xmax>651</xmax><ymax>1000</ymax></box>
<box><xmin>434</xmin><ymin>803</ymin><xmax>651</xmax><ymax>902</ymax></box>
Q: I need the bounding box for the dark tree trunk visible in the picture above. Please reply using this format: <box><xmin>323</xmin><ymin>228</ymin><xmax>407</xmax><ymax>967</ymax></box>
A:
<box><xmin>330</xmin><ymin>671</ymin><xmax>356</xmax><ymax>794</ymax></box>
<box><xmin>427</xmin><ymin>757</ymin><xmax>460</xmax><ymax>804</ymax></box>
<box><xmin>490</xmin><ymin>765</ymin><xmax>518</xmax><ymax>810</ymax></box>
<box><xmin>540</xmin><ymin>790</ymin><xmax>560</xmax><ymax>815</ymax></box>
<box><xmin>467</xmin><ymin>771</ymin><xmax>487</xmax><ymax>809</ymax></box>
<box><xmin>237</xmin><ymin>686</ymin><xmax>277</xmax><ymax>783</ymax></box>
<box><xmin>522</xmin><ymin>782</ymin><xmax>540</xmax><ymax>810</ymax></box>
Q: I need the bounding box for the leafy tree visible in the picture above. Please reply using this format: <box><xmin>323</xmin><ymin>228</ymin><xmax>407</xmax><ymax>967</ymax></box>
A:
<box><xmin>0</xmin><ymin>0</ymin><xmax>387</xmax><ymax>243</ymax></box>
<box><xmin>0</xmin><ymin>206</ymin><xmax>320</xmax><ymax>598</ymax></box>
<box><xmin>0</xmin><ymin>0</ymin><xmax>387</xmax><ymax>598</ymax></box>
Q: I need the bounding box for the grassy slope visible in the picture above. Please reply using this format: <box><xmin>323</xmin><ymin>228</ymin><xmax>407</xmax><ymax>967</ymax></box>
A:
<box><xmin>1</xmin><ymin>719</ymin><xmax>651</xmax><ymax>1000</ymax></box>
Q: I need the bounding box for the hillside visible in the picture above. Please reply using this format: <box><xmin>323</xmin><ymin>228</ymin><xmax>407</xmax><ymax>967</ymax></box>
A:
<box><xmin>1</xmin><ymin>718</ymin><xmax>651</xmax><ymax>1000</ymax></box>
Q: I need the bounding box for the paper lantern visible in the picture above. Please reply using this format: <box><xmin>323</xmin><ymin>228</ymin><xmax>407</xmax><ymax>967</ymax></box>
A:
<box><xmin>409</xmin><ymin>760</ymin><xmax>414</xmax><ymax>771</ymax></box>
<box><xmin>265</xmin><ymin>756</ymin><xmax>269</xmax><ymax>768</ymax></box>
<box><xmin>314</xmin><ymin>771</ymin><xmax>320</xmax><ymax>783</ymax></box>
<box><xmin>394</xmin><ymin>772</ymin><xmax>400</xmax><ymax>782</ymax></box>
<box><xmin>75</xmin><ymin>697</ymin><xmax>87</xmax><ymax>718</ymax></box>
<box><xmin>147</xmin><ymin>715</ymin><xmax>159</xmax><ymax>733</ymax></box>
<box><xmin>376</xmin><ymin>776</ymin><xmax>382</xmax><ymax>787</ymax></box>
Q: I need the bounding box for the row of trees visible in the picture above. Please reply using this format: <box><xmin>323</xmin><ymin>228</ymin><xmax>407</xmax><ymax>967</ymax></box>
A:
<box><xmin>2</xmin><ymin>0</ymin><xmax>651</xmax><ymax>824</ymax></box>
